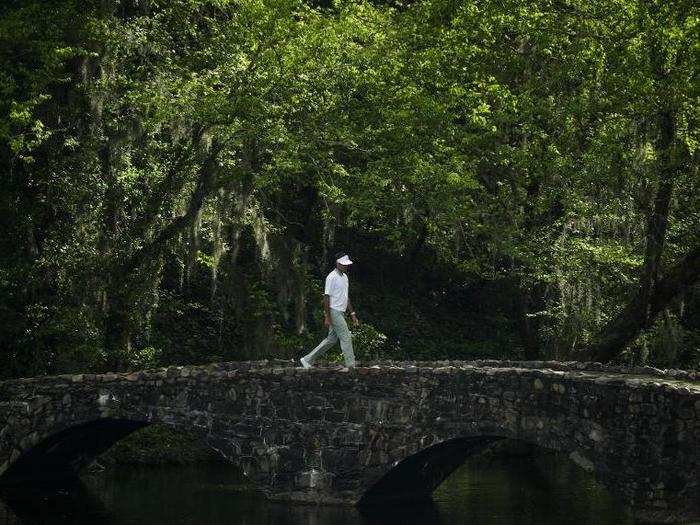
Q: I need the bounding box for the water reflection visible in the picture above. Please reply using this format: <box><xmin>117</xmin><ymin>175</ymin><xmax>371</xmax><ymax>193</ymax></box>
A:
<box><xmin>0</xmin><ymin>453</ymin><xmax>631</xmax><ymax>525</ymax></box>
<box><xmin>431</xmin><ymin>454</ymin><xmax>632</xmax><ymax>524</ymax></box>
<box><xmin>0</xmin><ymin>478</ymin><xmax>114</xmax><ymax>525</ymax></box>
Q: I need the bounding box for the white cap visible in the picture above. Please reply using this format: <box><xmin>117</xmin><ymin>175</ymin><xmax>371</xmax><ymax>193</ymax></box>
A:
<box><xmin>336</xmin><ymin>255</ymin><xmax>353</xmax><ymax>265</ymax></box>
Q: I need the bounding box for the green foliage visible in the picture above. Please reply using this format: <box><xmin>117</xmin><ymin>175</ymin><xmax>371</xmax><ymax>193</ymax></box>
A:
<box><xmin>128</xmin><ymin>346</ymin><xmax>163</xmax><ymax>370</ymax></box>
<box><xmin>626</xmin><ymin>309</ymin><xmax>700</xmax><ymax>369</ymax></box>
<box><xmin>0</xmin><ymin>0</ymin><xmax>698</xmax><ymax>378</ymax></box>
<box><xmin>352</xmin><ymin>323</ymin><xmax>389</xmax><ymax>362</ymax></box>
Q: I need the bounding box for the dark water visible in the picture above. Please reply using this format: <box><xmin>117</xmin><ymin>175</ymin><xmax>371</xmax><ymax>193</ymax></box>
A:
<box><xmin>0</xmin><ymin>454</ymin><xmax>631</xmax><ymax>525</ymax></box>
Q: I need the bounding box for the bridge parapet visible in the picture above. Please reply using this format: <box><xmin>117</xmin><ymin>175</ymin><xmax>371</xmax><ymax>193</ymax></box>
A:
<box><xmin>1</xmin><ymin>361</ymin><xmax>698</xmax><ymax>523</ymax></box>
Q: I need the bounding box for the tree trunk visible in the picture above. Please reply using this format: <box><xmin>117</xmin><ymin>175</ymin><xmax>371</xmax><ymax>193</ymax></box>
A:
<box><xmin>294</xmin><ymin>243</ymin><xmax>308</xmax><ymax>335</ymax></box>
<box><xmin>515</xmin><ymin>279</ymin><xmax>539</xmax><ymax>360</ymax></box>
<box><xmin>104</xmin><ymin>276</ymin><xmax>132</xmax><ymax>371</ymax></box>
<box><xmin>588</xmin><ymin>101</ymin><xmax>679</xmax><ymax>362</ymax></box>
<box><xmin>590</xmin><ymin>243</ymin><xmax>700</xmax><ymax>362</ymax></box>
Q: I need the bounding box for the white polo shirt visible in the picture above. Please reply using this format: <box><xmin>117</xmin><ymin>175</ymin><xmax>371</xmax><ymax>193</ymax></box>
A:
<box><xmin>324</xmin><ymin>269</ymin><xmax>349</xmax><ymax>312</ymax></box>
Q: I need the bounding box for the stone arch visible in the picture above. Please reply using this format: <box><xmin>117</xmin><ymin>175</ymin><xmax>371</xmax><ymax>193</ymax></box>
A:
<box><xmin>1</xmin><ymin>419</ymin><xmax>149</xmax><ymax>484</ymax></box>
<box><xmin>356</xmin><ymin>419</ymin><xmax>616</xmax><ymax>511</ymax></box>
<box><xmin>0</xmin><ymin>415</ymin><xmax>259</xmax><ymax>489</ymax></box>
<box><xmin>359</xmin><ymin>436</ymin><xmax>503</xmax><ymax>505</ymax></box>
<box><xmin>0</xmin><ymin>410</ymin><xmax>281</xmax><ymax>507</ymax></box>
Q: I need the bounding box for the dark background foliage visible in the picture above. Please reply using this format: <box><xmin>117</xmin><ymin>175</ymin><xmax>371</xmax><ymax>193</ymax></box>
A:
<box><xmin>0</xmin><ymin>0</ymin><xmax>697</xmax><ymax>379</ymax></box>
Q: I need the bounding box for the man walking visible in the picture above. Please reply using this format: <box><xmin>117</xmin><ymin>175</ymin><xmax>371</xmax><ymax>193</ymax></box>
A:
<box><xmin>300</xmin><ymin>252</ymin><xmax>359</xmax><ymax>369</ymax></box>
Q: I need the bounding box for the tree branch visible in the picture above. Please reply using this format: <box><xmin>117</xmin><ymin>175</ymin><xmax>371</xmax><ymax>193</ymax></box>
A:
<box><xmin>119</xmin><ymin>140</ymin><xmax>222</xmax><ymax>277</ymax></box>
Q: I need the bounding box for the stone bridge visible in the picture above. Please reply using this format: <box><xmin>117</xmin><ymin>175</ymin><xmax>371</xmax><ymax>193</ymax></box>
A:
<box><xmin>0</xmin><ymin>360</ymin><xmax>698</xmax><ymax>523</ymax></box>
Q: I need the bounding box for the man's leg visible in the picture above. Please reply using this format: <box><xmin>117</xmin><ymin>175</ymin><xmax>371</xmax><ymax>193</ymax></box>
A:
<box><xmin>330</xmin><ymin>310</ymin><xmax>356</xmax><ymax>368</ymax></box>
<box><xmin>302</xmin><ymin>325</ymin><xmax>338</xmax><ymax>366</ymax></box>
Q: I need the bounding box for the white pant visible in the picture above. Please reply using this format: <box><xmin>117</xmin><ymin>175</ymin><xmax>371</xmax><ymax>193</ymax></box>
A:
<box><xmin>303</xmin><ymin>309</ymin><xmax>356</xmax><ymax>367</ymax></box>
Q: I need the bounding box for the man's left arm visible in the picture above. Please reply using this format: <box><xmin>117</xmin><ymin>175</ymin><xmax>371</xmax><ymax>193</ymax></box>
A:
<box><xmin>347</xmin><ymin>297</ymin><xmax>359</xmax><ymax>326</ymax></box>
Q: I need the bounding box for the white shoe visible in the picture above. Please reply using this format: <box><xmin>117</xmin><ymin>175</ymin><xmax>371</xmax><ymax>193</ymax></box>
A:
<box><xmin>300</xmin><ymin>357</ymin><xmax>311</xmax><ymax>369</ymax></box>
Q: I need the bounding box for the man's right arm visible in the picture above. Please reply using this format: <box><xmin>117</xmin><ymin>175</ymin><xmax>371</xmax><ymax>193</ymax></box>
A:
<box><xmin>323</xmin><ymin>294</ymin><xmax>331</xmax><ymax>326</ymax></box>
<box><xmin>323</xmin><ymin>274</ymin><xmax>333</xmax><ymax>327</ymax></box>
